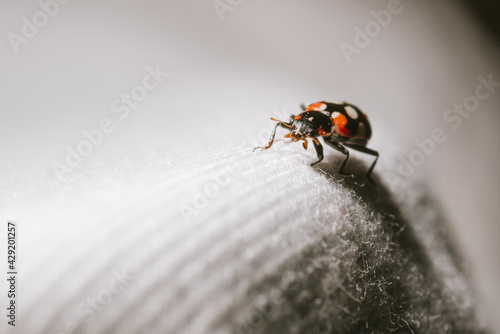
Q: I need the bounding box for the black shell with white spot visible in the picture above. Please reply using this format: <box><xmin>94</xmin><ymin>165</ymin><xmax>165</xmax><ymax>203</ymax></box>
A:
<box><xmin>319</xmin><ymin>101</ymin><xmax>372</xmax><ymax>141</ymax></box>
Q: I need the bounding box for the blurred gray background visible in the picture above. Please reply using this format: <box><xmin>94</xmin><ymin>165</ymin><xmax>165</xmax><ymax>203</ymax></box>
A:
<box><xmin>1</xmin><ymin>0</ymin><xmax>499</xmax><ymax>330</ymax></box>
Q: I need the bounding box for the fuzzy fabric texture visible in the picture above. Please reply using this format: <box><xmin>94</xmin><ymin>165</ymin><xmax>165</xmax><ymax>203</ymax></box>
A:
<box><xmin>1</xmin><ymin>141</ymin><xmax>488</xmax><ymax>334</ymax></box>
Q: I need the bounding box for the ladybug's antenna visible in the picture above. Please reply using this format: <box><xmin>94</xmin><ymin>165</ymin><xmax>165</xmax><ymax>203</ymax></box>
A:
<box><xmin>271</xmin><ymin>117</ymin><xmax>293</xmax><ymax>129</ymax></box>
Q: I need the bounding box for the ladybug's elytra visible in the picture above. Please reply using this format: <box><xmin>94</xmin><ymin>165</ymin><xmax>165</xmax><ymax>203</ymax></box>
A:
<box><xmin>254</xmin><ymin>101</ymin><xmax>379</xmax><ymax>178</ymax></box>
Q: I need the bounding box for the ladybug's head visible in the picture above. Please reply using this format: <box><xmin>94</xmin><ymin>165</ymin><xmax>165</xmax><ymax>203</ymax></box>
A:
<box><xmin>290</xmin><ymin>119</ymin><xmax>315</xmax><ymax>141</ymax></box>
<box><xmin>291</xmin><ymin>111</ymin><xmax>332</xmax><ymax>138</ymax></box>
<box><xmin>270</xmin><ymin>114</ymin><xmax>324</xmax><ymax>150</ymax></box>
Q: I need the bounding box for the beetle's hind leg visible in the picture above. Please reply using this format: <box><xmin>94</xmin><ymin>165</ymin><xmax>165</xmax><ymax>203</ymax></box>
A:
<box><xmin>343</xmin><ymin>143</ymin><xmax>379</xmax><ymax>180</ymax></box>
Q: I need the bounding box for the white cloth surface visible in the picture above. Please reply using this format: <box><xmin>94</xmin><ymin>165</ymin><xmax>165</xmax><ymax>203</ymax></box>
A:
<box><xmin>2</xmin><ymin>141</ymin><xmax>488</xmax><ymax>333</ymax></box>
<box><xmin>1</xmin><ymin>1</ymin><xmax>499</xmax><ymax>332</ymax></box>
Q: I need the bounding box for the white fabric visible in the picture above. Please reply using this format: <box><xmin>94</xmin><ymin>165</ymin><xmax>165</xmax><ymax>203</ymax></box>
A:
<box><xmin>3</xmin><ymin>141</ymin><xmax>487</xmax><ymax>333</ymax></box>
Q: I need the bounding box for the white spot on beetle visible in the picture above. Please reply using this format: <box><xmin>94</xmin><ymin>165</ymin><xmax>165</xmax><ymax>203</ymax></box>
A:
<box><xmin>308</xmin><ymin>117</ymin><xmax>314</xmax><ymax>121</ymax></box>
<box><xmin>344</xmin><ymin>105</ymin><xmax>358</xmax><ymax>119</ymax></box>
<box><xmin>331</xmin><ymin>112</ymin><xmax>341</xmax><ymax>119</ymax></box>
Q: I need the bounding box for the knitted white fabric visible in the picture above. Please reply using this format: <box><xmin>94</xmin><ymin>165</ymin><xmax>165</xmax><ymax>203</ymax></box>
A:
<box><xmin>2</xmin><ymin>139</ymin><xmax>488</xmax><ymax>334</ymax></box>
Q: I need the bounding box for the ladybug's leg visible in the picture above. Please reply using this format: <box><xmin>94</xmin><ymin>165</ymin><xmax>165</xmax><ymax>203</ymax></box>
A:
<box><xmin>310</xmin><ymin>139</ymin><xmax>324</xmax><ymax>166</ymax></box>
<box><xmin>253</xmin><ymin>121</ymin><xmax>292</xmax><ymax>152</ymax></box>
<box><xmin>300</xmin><ymin>103</ymin><xmax>307</xmax><ymax>111</ymax></box>
<box><xmin>323</xmin><ymin>139</ymin><xmax>350</xmax><ymax>175</ymax></box>
<box><xmin>343</xmin><ymin>143</ymin><xmax>379</xmax><ymax>179</ymax></box>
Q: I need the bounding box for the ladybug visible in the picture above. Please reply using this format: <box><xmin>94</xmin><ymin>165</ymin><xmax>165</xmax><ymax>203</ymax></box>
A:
<box><xmin>254</xmin><ymin>101</ymin><xmax>379</xmax><ymax>178</ymax></box>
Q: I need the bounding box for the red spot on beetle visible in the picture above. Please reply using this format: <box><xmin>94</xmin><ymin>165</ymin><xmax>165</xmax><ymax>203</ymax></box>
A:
<box><xmin>294</xmin><ymin>115</ymin><xmax>302</xmax><ymax>120</ymax></box>
<box><xmin>306</xmin><ymin>103</ymin><xmax>326</xmax><ymax>111</ymax></box>
<box><xmin>333</xmin><ymin>113</ymin><xmax>352</xmax><ymax>137</ymax></box>
<box><xmin>318</xmin><ymin>126</ymin><xmax>331</xmax><ymax>137</ymax></box>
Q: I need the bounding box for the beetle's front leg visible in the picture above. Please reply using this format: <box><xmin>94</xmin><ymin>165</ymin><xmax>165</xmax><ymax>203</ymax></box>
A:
<box><xmin>253</xmin><ymin>122</ymin><xmax>281</xmax><ymax>152</ymax></box>
<box><xmin>310</xmin><ymin>138</ymin><xmax>324</xmax><ymax>166</ymax></box>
